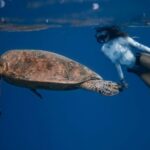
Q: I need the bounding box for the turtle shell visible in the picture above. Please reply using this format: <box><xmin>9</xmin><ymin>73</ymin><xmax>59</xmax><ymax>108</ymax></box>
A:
<box><xmin>1</xmin><ymin>50</ymin><xmax>102</xmax><ymax>87</ymax></box>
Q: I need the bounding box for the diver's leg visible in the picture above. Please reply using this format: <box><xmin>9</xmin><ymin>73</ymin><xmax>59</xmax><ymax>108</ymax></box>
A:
<box><xmin>128</xmin><ymin>69</ymin><xmax>150</xmax><ymax>88</ymax></box>
<box><xmin>139</xmin><ymin>73</ymin><xmax>150</xmax><ymax>88</ymax></box>
<box><xmin>136</xmin><ymin>52</ymin><xmax>150</xmax><ymax>70</ymax></box>
<box><xmin>128</xmin><ymin>52</ymin><xmax>150</xmax><ymax>74</ymax></box>
<box><xmin>127</xmin><ymin>53</ymin><xmax>150</xmax><ymax>88</ymax></box>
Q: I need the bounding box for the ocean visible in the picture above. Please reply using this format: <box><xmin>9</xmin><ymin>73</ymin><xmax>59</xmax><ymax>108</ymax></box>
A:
<box><xmin>0</xmin><ymin>0</ymin><xmax>150</xmax><ymax>150</ymax></box>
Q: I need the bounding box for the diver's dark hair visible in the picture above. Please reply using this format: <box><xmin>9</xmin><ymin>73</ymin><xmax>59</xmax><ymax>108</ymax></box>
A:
<box><xmin>95</xmin><ymin>25</ymin><xmax>128</xmax><ymax>42</ymax></box>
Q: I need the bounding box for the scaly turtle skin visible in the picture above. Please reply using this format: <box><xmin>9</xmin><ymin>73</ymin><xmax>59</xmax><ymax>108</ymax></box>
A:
<box><xmin>0</xmin><ymin>50</ymin><xmax>121</xmax><ymax>96</ymax></box>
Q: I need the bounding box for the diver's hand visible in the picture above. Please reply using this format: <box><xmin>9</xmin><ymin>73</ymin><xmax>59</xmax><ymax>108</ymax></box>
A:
<box><xmin>119</xmin><ymin>79</ymin><xmax>128</xmax><ymax>91</ymax></box>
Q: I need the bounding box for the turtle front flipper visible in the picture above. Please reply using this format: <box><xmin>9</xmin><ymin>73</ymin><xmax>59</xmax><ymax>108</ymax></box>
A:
<box><xmin>98</xmin><ymin>80</ymin><xmax>122</xmax><ymax>96</ymax></box>
<box><xmin>80</xmin><ymin>79</ymin><xmax>121</xmax><ymax>96</ymax></box>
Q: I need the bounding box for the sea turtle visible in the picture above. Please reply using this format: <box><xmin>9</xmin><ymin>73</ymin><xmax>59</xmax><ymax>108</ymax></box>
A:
<box><xmin>0</xmin><ymin>50</ymin><xmax>121</xmax><ymax>98</ymax></box>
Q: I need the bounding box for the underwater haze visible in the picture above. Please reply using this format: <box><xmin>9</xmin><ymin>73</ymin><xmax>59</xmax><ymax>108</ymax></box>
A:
<box><xmin>0</xmin><ymin>0</ymin><xmax>150</xmax><ymax>150</ymax></box>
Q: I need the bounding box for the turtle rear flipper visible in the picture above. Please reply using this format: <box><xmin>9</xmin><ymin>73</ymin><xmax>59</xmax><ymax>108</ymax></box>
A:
<box><xmin>30</xmin><ymin>89</ymin><xmax>43</xmax><ymax>99</ymax></box>
<box><xmin>80</xmin><ymin>79</ymin><xmax>121</xmax><ymax>96</ymax></box>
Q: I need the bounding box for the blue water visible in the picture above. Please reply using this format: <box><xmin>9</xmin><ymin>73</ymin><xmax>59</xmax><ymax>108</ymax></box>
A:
<box><xmin>0</xmin><ymin>0</ymin><xmax>150</xmax><ymax>150</ymax></box>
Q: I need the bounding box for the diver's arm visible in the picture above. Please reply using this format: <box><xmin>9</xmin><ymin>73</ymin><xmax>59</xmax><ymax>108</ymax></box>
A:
<box><xmin>115</xmin><ymin>63</ymin><xmax>128</xmax><ymax>88</ymax></box>
<box><xmin>127</xmin><ymin>37</ymin><xmax>150</xmax><ymax>53</ymax></box>
<box><xmin>115</xmin><ymin>63</ymin><xmax>124</xmax><ymax>80</ymax></box>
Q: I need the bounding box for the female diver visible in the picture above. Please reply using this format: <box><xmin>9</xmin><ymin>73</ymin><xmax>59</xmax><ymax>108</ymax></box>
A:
<box><xmin>95</xmin><ymin>25</ymin><xmax>150</xmax><ymax>88</ymax></box>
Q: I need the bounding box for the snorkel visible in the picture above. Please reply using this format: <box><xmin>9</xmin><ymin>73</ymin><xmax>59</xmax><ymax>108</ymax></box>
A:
<box><xmin>95</xmin><ymin>25</ymin><xmax>127</xmax><ymax>43</ymax></box>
